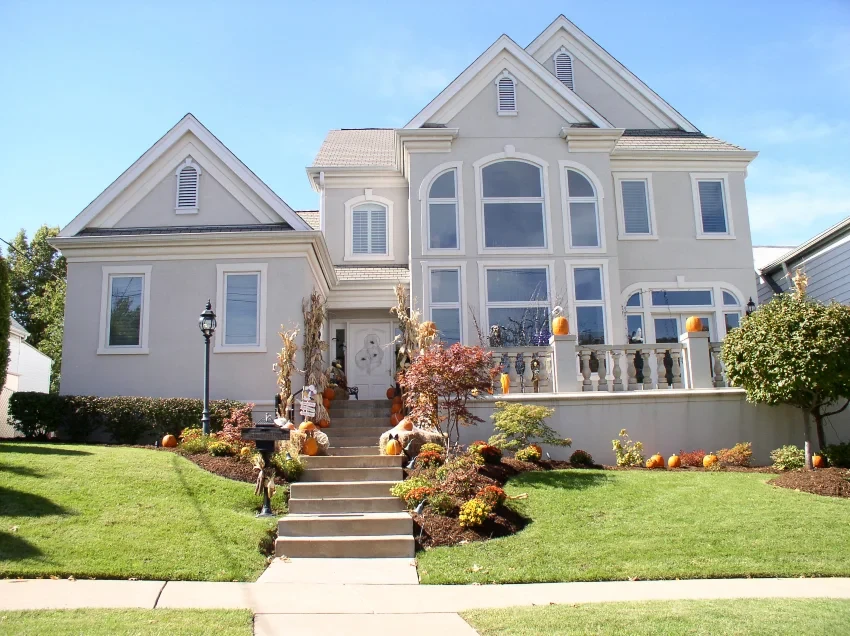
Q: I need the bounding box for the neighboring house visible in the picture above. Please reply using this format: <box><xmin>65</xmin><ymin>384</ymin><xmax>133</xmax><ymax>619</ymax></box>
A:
<box><xmin>52</xmin><ymin>15</ymin><xmax>759</xmax><ymax>407</ymax></box>
<box><xmin>1</xmin><ymin>317</ymin><xmax>52</xmax><ymax>437</ymax></box>
<box><xmin>757</xmin><ymin>216</ymin><xmax>850</xmax><ymax>305</ymax></box>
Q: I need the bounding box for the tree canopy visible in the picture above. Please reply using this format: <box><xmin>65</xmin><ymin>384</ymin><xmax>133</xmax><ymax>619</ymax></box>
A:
<box><xmin>0</xmin><ymin>257</ymin><xmax>11</xmax><ymax>391</ymax></box>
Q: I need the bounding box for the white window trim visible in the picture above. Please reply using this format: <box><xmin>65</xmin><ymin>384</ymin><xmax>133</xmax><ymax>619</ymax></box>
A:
<box><xmin>553</xmin><ymin>47</ymin><xmax>575</xmax><ymax>91</ymax></box>
<box><xmin>495</xmin><ymin>70</ymin><xmax>517</xmax><ymax>116</ymax></box>
<box><xmin>174</xmin><ymin>157</ymin><xmax>202</xmax><ymax>215</ymax></box>
<box><xmin>419</xmin><ymin>162</ymin><xmax>465</xmax><ymax>256</ymax></box>
<box><xmin>421</xmin><ymin>261</ymin><xmax>468</xmax><ymax>345</ymax></box>
<box><xmin>614</xmin><ymin>172</ymin><xmax>658</xmax><ymax>240</ymax></box>
<box><xmin>344</xmin><ymin>192</ymin><xmax>395</xmax><ymax>261</ymax></box>
<box><xmin>690</xmin><ymin>173</ymin><xmax>735</xmax><ymax>239</ymax></box>
<box><xmin>98</xmin><ymin>265</ymin><xmax>152</xmax><ymax>355</ymax></box>
<box><xmin>559</xmin><ymin>160</ymin><xmax>606</xmax><ymax>253</ymax></box>
<box><xmin>474</xmin><ymin>149</ymin><xmax>553</xmax><ymax>255</ymax></box>
<box><xmin>215</xmin><ymin>263</ymin><xmax>268</xmax><ymax>353</ymax></box>
<box><xmin>477</xmin><ymin>260</ymin><xmax>555</xmax><ymax>337</ymax></box>
<box><xmin>565</xmin><ymin>260</ymin><xmax>613</xmax><ymax>345</ymax></box>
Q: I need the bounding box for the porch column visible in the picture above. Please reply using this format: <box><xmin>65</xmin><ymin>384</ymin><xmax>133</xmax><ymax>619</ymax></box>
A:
<box><xmin>549</xmin><ymin>334</ymin><xmax>579</xmax><ymax>393</ymax></box>
<box><xmin>679</xmin><ymin>331</ymin><xmax>712</xmax><ymax>389</ymax></box>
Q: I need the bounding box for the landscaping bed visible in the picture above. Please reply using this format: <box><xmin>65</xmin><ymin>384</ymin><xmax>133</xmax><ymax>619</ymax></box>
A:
<box><xmin>770</xmin><ymin>467</ymin><xmax>850</xmax><ymax>498</ymax></box>
<box><xmin>181</xmin><ymin>452</ymin><xmax>257</xmax><ymax>483</ymax></box>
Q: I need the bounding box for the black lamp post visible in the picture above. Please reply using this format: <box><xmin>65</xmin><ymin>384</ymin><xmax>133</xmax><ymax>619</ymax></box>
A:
<box><xmin>746</xmin><ymin>297</ymin><xmax>756</xmax><ymax>317</ymax></box>
<box><xmin>198</xmin><ymin>300</ymin><xmax>217</xmax><ymax>435</ymax></box>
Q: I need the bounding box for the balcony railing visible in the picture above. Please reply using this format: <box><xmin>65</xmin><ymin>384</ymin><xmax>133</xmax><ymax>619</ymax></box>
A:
<box><xmin>490</xmin><ymin>347</ymin><xmax>553</xmax><ymax>393</ymax></box>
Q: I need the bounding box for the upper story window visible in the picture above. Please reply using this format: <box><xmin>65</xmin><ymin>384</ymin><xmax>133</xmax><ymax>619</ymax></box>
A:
<box><xmin>175</xmin><ymin>158</ymin><xmax>201</xmax><ymax>214</ymax></box>
<box><xmin>427</xmin><ymin>169</ymin><xmax>459</xmax><ymax>250</ymax></box>
<box><xmin>352</xmin><ymin>203</ymin><xmax>388</xmax><ymax>255</ymax></box>
<box><xmin>691</xmin><ymin>174</ymin><xmax>733</xmax><ymax>238</ymax></box>
<box><xmin>615</xmin><ymin>174</ymin><xmax>655</xmax><ymax>238</ymax></box>
<box><xmin>495</xmin><ymin>71</ymin><xmax>517</xmax><ymax>115</ymax></box>
<box><xmin>565</xmin><ymin>169</ymin><xmax>600</xmax><ymax>248</ymax></box>
<box><xmin>553</xmin><ymin>48</ymin><xmax>574</xmax><ymax>90</ymax></box>
<box><xmin>481</xmin><ymin>160</ymin><xmax>545</xmax><ymax>249</ymax></box>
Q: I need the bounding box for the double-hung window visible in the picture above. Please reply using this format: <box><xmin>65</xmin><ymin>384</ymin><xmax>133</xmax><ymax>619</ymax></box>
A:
<box><xmin>427</xmin><ymin>169</ymin><xmax>459</xmax><ymax>250</ymax></box>
<box><xmin>616</xmin><ymin>175</ymin><xmax>654</xmax><ymax>237</ymax></box>
<box><xmin>216</xmin><ymin>264</ymin><xmax>267</xmax><ymax>352</ymax></box>
<box><xmin>572</xmin><ymin>266</ymin><xmax>606</xmax><ymax>345</ymax></box>
<box><xmin>352</xmin><ymin>203</ymin><xmax>388</xmax><ymax>255</ymax></box>
<box><xmin>692</xmin><ymin>174</ymin><xmax>733</xmax><ymax>237</ymax></box>
<box><xmin>481</xmin><ymin>160</ymin><xmax>546</xmax><ymax>249</ymax></box>
<box><xmin>429</xmin><ymin>268</ymin><xmax>462</xmax><ymax>345</ymax></box>
<box><xmin>565</xmin><ymin>169</ymin><xmax>600</xmax><ymax>248</ymax></box>
<box><xmin>98</xmin><ymin>265</ymin><xmax>151</xmax><ymax>354</ymax></box>
<box><xmin>484</xmin><ymin>267</ymin><xmax>550</xmax><ymax>346</ymax></box>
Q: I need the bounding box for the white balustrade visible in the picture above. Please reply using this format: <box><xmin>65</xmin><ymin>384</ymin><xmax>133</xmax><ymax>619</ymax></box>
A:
<box><xmin>490</xmin><ymin>347</ymin><xmax>553</xmax><ymax>394</ymax></box>
<box><xmin>709</xmin><ymin>342</ymin><xmax>727</xmax><ymax>388</ymax></box>
<box><xmin>573</xmin><ymin>344</ymin><xmax>685</xmax><ymax>392</ymax></box>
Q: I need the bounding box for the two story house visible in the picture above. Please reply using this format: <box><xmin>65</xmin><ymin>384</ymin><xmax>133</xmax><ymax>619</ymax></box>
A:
<box><xmin>53</xmin><ymin>15</ymin><xmax>758</xmax><ymax>405</ymax></box>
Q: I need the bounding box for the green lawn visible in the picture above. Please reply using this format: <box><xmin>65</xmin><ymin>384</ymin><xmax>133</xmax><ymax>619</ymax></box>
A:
<box><xmin>418</xmin><ymin>469</ymin><xmax>850</xmax><ymax>584</ymax></box>
<box><xmin>462</xmin><ymin>598</ymin><xmax>850</xmax><ymax>636</ymax></box>
<box><xmin>0</xmin><ymin>442</ymin><xmax>285</xmax><ymax>581</ymax></box>
<box><xmin>0</xmin><ymin>609</ymin><xmax>253</xmax><ymax>635</ymax></box>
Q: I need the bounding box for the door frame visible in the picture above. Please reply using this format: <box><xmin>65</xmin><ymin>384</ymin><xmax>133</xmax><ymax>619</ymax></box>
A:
<box><xmin>328</xmin><ymin>319</ymin><xmax>397</xmax><ymax>382</ymax></box>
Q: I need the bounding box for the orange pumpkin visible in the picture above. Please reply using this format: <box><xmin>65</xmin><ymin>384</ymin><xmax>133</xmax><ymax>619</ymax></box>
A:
<box><xmin>813</xmin><ymin>454</ymin><xmax>826</xmax><ymax>468</ymax></box>
<box><xmin>668</xmin><ymin>454</ymin><xmax>681</xmax><ymax>468</ymax></box>
<box><xmin>391</xmin><ymin>402</ymin><xmax>402</xmax><ymax>414</ymax></box>
<box><xmin>303</xmin><ymin>437</ymin><xmax>319</xmax><ymax>456</ymax></box>
<box><xmin>385</xmin><ymin>438</ymin><xmax>403</xmax><ymax>456</ymax></box>
<box><xmin>500</xmin><ymin>373</ymin><xmax>510</xmax><ymax>395</ymax></box>
<box><xmin>552</xmin><ymin>316</ymin><xmax>570</xmax><ymax>336</ymax></box>
<box><xmin>323</xmin><ymin>388</ymin><xmax>335</xmax><ymax>401</ymax></box>
<box><xmin>646</xmin><ymin>457</ymin><xmax>656</xmax><ymax>469</ymax></box>
<box><xmin>386</xmin><ymin>387</ymin><xmax>396</xmax><ymax>400</ymax></box>
<box><xmin>419</xmin><ymin>321</ymin><xmax>437</xmax><ymax>338</ymax></box>
<box><xmin>282</xmin><ymin>421</ymin><xmax>295</xmax><ymax>430</ymax></box>
<box><xmin>162</xmin><ymin>434</ymin><xmax>178</xmax><ymax>448</ymax></box>
<box><xmin>703</xmin><ymin>453</ymin><xmax>718</xmax><ymax>468</ymax></box>
<box><xmin>651</xmin><ymin>453</ymin><xmax>664</xmax><ymax>469</ymax></box>
<box><xmin>685</xmin><ymin>316</ymin><xmax>703</xmax><ymax>333</ymax></box>
<box><xmin>317</xmin><ymin>419</ymin><xmax>330</xmax><ymax>429</ymax></box>
<box><xmin>299</xmin><ymin>420</ymin><xmax>317</xmax><ymax>432</ymax></box>
<box><xmin>394</xmin><ymin>417</ymin><xmax>413</xmax><ymax>432</ymax></box>
<box><xmin>390</xmin><ymin>413</ymin><xmax>403</xmax><ymax>427</ymax></box>
<box><xmin>392</xmin><ymin>395</ymin><xmax>403</xmax><ymax>405</ymax></box>
<box><xmin>323</xmin><ymin>398</ymin><xmax>331</xmax><ymax>410</ymax></box>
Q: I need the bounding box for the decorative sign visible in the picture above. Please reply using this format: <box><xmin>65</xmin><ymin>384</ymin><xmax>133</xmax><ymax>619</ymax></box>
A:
<box><xmin>241</xmin><ymin>425</ymin><xmax>288</xmax><ymax>442</ymax></box>
<box><xmin>299</xmin><ymin>398</ymin><xmax>316</xmax><ymax>419</ymax></box>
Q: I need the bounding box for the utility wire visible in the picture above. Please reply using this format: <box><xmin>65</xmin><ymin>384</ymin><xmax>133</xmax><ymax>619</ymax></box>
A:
<box><xmin>0</xmin><ymin>235</ymin><xmax>66</xmax><ymax>284</ymax></box>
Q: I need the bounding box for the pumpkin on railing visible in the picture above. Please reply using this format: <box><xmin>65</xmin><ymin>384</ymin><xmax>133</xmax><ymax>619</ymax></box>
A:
<box><xmin>551</xmin><ymin>306</ymin><xmax>569</xmax><ymax>336</ymax></box>
<box><xmin>685</xmin><ymin>316</ymin><xmax>703</xmax><ymax>333</ymax></box>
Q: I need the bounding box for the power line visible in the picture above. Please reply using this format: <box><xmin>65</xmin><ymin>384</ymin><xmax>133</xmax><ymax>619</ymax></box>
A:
<box><xmin>0</xmin><ymin>235</ymin><xmax>66</xmax><ymax>284</ymax></box>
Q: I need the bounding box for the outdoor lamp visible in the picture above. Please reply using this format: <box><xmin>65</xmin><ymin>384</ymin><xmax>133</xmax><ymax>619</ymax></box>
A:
<box><xmin>199</xmin><ymin>300</ymin><xmax>217</xmax><ymax>435</ymax></box>
<box><xmin>199</xmin><ymin>300</ymin><xmax>217</xmax><ymax>338</ymax></box>
<box><xmin>746</xmin><ymin>297</ymin><xmax>756</xmax><ymax>317</ymax></box>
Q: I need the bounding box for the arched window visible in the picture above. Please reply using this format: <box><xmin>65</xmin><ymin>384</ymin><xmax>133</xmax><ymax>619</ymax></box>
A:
<box><xmin>495</xmin><ymin>71</ymin><xmax>517</xmax><ymax>115</ymax></box>
<box><xmin>351</xmin><ymin>203</ymin><xmax>388</xmax><ymax>255</ymax></box>
<box><xmin>427</xmin><ymin>169</ymin><xmax>458</xmax><ymax>249</ymax></box>
<box><xmin>565</xmin><ymin>169</ymin><xmax>600</xmax><ymax>248</ymax></box>
<box><xmin>481</xmin><ymin>160</ymin><xmax>545</xmax><ymax>248</ymax></box>
<box><xmin>175</xmin><ymin>158</ymin><xmax>201</xmax><ymax>213</ymax></box>
<box><xmin>554</xmin><ymin>48</ymin><xmax>574</xmax><ymax>90</ymax></box>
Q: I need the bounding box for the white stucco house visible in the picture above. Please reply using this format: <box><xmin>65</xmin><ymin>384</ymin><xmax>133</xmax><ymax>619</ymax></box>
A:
<box><xmin>1</xmin><ymin>317</ymin><xmax>52</xmax><ymax>437</ymax></box>
<box><xmin>52</xmin><ymin>15</ymin><xmax>761</xmax><ymax>411</ymax></box>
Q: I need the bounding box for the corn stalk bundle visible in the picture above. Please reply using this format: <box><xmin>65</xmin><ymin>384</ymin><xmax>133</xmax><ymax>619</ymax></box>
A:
<box><xmin>273</xmin><ymin>326</ymin><xmax>300</xmax><ymax>416</ymax></box>
<box><xmin>252</xmin><ymin>453</ymin><xmax>276</xmax><ymax>499</ymax></box>
<box><xmin>390</xmin><ymin>284</ymin><xmax>423</xmax><ymax>376</ymax></box>
<box><xmin>302</xmin><ymin>290</ymin><xmax>329</xmax><ymax>422</ymax></box>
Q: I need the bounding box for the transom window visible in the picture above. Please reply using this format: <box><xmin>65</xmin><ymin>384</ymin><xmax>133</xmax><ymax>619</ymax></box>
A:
<box><xmin>352</xmin><ymin>203</ymin><xmax>388</xmax><ymax>255</ymax></box>
<box><xmin>427</xmin><ymin>169</ymin><xmax>459</xmax><ymax>250</ymax></box>
<box><xmin>572</xmin><ymin>266</ymin><xmax>606</xmax><ymax>345</ymax></box>
<box><xmin>485</xmin><ymin>267</ymin><xmax>550</xmax><ymax>346</ymax></box>
<box><xmin>429</xmin><ymin>268</ymin><xmax>461</xmax><ymax>345</ymax></box>
<box><xmin>651</xmin><ymin>290</ymin><xmax>713</xmax><ymax>306</ymax></box>
<box><xmin>565</xmin><ymin>169</ymin><xmax>600</xmax><ymax>248</ymax></box>
<box><xmin>481</xmin><ymin>160</ymin><xmax>545</xmax><ymax>249</ymax></box>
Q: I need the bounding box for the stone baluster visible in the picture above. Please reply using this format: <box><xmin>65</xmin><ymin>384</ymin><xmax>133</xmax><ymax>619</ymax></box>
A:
<box><xmin>641</xmin><ymin>350</ymin><xmax>653</xmax><ymax>390</ymax></box>
<box><xmin>711</xmin><ymin>345</ymin><xmax>726</xmax><ymax>387</ymax></box>
<box><xmin>656</xmin><ymin>349</ymin><xmax>668</xmax><ymax>389</ymax></box>
<box><xmin>579</xmin><ymin>349</ymin><xmax>593</xmax><ymax>391</ymax></box>
<box><xmin>670</xmin><ymin>349</ymin><xmax>683</xmax><ymax>389</ymax></box>
<box><xmin>612</xmin><ymin>350</ymin><xmax>624</xmax><ymax>392</ymax></box>
<box><xmin>597</xmin><ymin>353</ymin><xmax>608</xmax><ymax>392</ymax></box>
<box><xmin>625</xmin><ymin>348</ymin><xmax>638</xmax><ymax>391</ymax></box>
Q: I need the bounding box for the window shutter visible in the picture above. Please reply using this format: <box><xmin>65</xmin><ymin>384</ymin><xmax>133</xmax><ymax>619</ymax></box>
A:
<box><xmin>621</xmin><ymin>180</ymin><xmax>650</xmax><ymax>234</ymax></box>
<box><xmin>352</xmin><ymin>210</ymin><xmax>369</xmax><ymax>253</ymax></box>
<box><xmin>176</xmin><ymin>166</ymin><xmax>199</xmax><ymax>209</ymax></box>
<box><xmin>698</xmin><ymin>181</ymin><xmax>727</xmax><ymax>233</ymax></box>
<box><xmin>497</xmin><ymin>77</ymin><xmax>516</xmax><ymax>112</ymax></box>
<box><xmin>554</xmin><ymin>52</ymin><xmax>574</xmax><ymax>90</ymax></box>
<box><xmin>370</xmin><ymin>209</ymin><xmax>387</xmax><ymax>254</ymax></box>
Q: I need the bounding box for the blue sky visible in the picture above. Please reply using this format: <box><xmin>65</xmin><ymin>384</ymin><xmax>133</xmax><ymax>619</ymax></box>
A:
<box><xmin>1</xmin><ymin>0</ymin><xmax>848</xmax><ymax>249</ymax></box>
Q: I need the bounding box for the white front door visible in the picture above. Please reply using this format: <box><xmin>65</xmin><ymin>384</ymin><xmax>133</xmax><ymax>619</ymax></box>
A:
<box><xmin>347</xmin><ymin>322</ymin><xmax>394</xmax><ymax>400</ymax></box>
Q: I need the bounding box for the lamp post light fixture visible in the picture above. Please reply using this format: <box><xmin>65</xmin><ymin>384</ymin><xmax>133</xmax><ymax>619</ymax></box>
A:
<box><xmin>746</xmin><ymin>297</ymin><xmax>756</xmax><ymax>317</ymax></box>
<box><xmin>198</xmin><ymin>300</ymin><xmax>217</xmax><ymax>435</ymax></box>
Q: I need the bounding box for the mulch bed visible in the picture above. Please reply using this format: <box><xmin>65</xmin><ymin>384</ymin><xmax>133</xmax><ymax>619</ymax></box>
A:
<box><xmin>769</xmin><ymin>468</ymin><xmax>850</xmax><ymax>498</ymax></box>
<box><xmin>181</xmin><ymin>452</ymin><xmax>257</xmax><ymax>483</ymax></box>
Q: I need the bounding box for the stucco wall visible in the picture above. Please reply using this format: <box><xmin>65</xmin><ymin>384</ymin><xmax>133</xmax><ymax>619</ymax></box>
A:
<box><xmin>61</xmin><ymin>256</ymin><xmax>317</xmax><ymax>402</ymax></box>
<box><xmin>460</xmin><ymin>390</ymin><xmax>850</xmax><ymax>466</ymax></box>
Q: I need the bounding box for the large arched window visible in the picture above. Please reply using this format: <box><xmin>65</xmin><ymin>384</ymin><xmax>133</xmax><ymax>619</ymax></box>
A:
<box><xmin>427</xmin><ymin>169</ymin><xmax>458</xmax><ymax>249</ymax></box>
<box><xmin>481</xmin><ymin>160</ymin><xmax>545</xmax><ymax>248</ymax></box>
<box><xmin>565</xmin><ymin>169</ymin><xmax>600</xmax><ymax>248</ymax></box>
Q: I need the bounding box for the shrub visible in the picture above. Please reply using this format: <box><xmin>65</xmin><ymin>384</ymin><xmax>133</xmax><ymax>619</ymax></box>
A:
<box><xmin>272</xmin><ymin>451</ymin><xmax>305</xmax><ymax>482</ymax></box>
<box><xmin>459</xmin><ymin>498</ymin><xmax>492</xmax><ymax>528</ymax></box>
<box><xmin>216</xmin><ymin>403</ymin><xmax>255</xmax><ymax>451</ymax></box>
<box><xmin>0</xmin><ymin>257</ymin><xmax>9</xmax><ymax>394</ymax></box>
<box><xmin>208</xmin><ymin>441</ymin><xmax>235</xmax><ymax>457</ymax></box>
<box><xmin>428</xmin><ymin>491</ymin><xmax>455</xmax><ymax>516</ymax></box>
<box><xmin>416</xmin><ymin>450</ymin><xmax>445</xmax><ymax>469</ymax></box>
<box><xmin>679</xmin><ymin>449</ymin><xmax>706</xmax><ymax>467</ymax></box>
<box><xmin>477</xmin><ymin>485</ymin><xmax>506</xmax><ymax>507</ymax></box>
<box><xmin>8</xmin><ymin>392</ymin><xmax>65</xmax><ymax>439</ymax></box>
<box><xmin>488</xmin><ymin>402</ymin><xmax>571</xmax><ymax>452</ymax></box>
<box><xmin>390</xmin><ymin>476</ymin><xmax>433</xmax><ymax>500</ymax></box>
<box><xmin>612</xmin><ymin>429</ymin><xmax>644</xmax><ymax>467</ymax></box>
<box><xmin>821</xmin><ymin>442</ymin><xmax>850</xmax><ymax>468</ymax></box>
<box><xmin>771</xmin><ymin>445</ymin><xmax>806</xmax><ymax>470</ymax></box>
<box><xmin>435</xmin><ymin>455</ymin><xmax>475</xmax><ymax>481</ymax></box>
<box><xmin>717</xmin><ymin>442</ymin><xmax>752</xmax><ymax>467</ymax></box>
<box><xmin>515</xmin><ymin>445</ymin><xmax>542</xmax><ymax>462</ymax></box>
<box><xmin>569</xmin><ymin>449</ymin><xmax>594</xmax><ymax>467</ymax></box>
<box><xmin>469</xmin><ymin>442</ymin><xmax>502</xmax><ymax>464</ymax></box>
<box><xmin>179</xmin><ymin>436</ymin><xmax>211</xmax><ymax>455</ymax></box>
<box><xmin>420</xmin><ymin>442</ymin><xmax>445</xmax><ymax>454</ymax></box>
<box><xmin>403</xmin><ymin>486</ymin><xmax>434</xmax><ymax>509</ymax></box>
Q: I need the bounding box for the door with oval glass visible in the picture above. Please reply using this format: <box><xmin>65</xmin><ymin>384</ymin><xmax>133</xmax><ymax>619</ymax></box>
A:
<box><xmin>346</xmin><ymin>322</ymin><xmax>394</xmax><ymax>400</ymax></box>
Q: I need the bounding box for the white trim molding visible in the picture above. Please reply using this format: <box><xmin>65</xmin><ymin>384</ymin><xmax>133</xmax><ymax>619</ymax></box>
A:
<box><xmin>565</xmin><ymin>259</ymin><xmax>614</xmax><ymax>345</ymax></box>
<box><xmin>690</xmin><ymin>173</ymin><xmax>735</xmax><ymax>240</ymax></box>
<box><xmin>558</xmin><ymin>159</ymin><xmax>606</xmax><ymax>253</ymax></box>
<box><xmin>98</xmin><ymin>265</ymin><xmax>152</xmax><ymax>355</ymax></box>
<box><xmin>214</xmin><ymin>263</ymin><xmax>268</xmax><ymax>353</ymax></box>
<box><xmin>343</xmin><ymin>193</ymin><xmax>395</xmax><ymax>262</ymax></box>
<box><xmin>419</xmin><ymin>161</ymin><xmax>465</xmax><ymax>256</ymax></box>
<box><xmin>613</xmin><ymin>172</ymin><xmax>658</xmax><ymax>240</ymax></box>
<box><xmin>421</xmin><ymin>261</ymin><xmax>469</xmax><ymax>345</ymax></box>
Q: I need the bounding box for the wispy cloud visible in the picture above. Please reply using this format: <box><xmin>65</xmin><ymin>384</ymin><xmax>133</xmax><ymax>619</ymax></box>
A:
<box><xmin>749</xmin><ymin>112</ymin><xmax>849</xmax><ymax>144</ymax></box>
<box><xmin>353</xmin><ymin>48</ymin><xmax>453</xmax><ymax>101</ymax></box>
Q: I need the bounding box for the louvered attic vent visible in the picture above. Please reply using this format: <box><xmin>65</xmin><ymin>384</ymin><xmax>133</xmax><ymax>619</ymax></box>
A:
<box><xmin>175</xmin><ymin>158</ymin><xmax>201</xmax><ymax>213</ymax></box>
<box><xmin>554</xmin><ymin>49</ymin><xmax>574</xmax><ymax>90</ymax></box>
<box><xmin>496</xmin><ymin>72</ymin><xmax>517</xmax><ymax>114</ymax></box>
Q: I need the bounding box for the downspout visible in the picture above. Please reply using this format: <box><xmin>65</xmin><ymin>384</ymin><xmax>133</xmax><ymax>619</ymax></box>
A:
<box><xmin>318</xmin><ymin>171</ymin><xmax>325</xmax><ymax>234</ymax></box>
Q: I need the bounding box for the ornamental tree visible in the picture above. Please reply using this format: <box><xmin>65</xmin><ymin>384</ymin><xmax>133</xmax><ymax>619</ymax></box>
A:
<box><xmin>488</xmin><ymin>401</ymin><xmax>572</xmax><ymax>452</ymax></box>
<box><xmin>399</xmin><ymin>343</ymin><xmax>493</xmax><ymax>451</ymax></box>
<box><xmin>721</xmin><ymin>273</ymin><xmax>850</xmax><ymax>469</ymax></box>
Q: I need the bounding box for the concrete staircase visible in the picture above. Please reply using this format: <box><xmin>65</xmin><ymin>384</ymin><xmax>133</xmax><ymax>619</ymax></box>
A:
<box><xmin>275</xmin><ymin>399</ymin><xmax>414</xmax><ymax>558</ymax></box>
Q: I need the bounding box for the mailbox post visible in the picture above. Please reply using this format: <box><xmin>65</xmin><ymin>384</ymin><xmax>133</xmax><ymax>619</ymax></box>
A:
<box><xmin>241</xmin><ymin>424</ymin><xmax>288</xmax><ymax>518</ymax></box>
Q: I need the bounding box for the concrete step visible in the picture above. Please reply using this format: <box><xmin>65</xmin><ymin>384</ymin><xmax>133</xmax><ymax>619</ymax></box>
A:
<box><xmin>290</xmin><ymin>481</ymin><xmax>397</xmax><ymax>500</ymax></box>
<box><xmin>328</xmin><ymin>436</ymin><xmax>382</xmax><ymax>448</ymax></box>
<box><xmin>331</xmin><ymin>426</ymin><xmax>390</xmax><ymax>438</ymax></box>
<box><xmin>278</xmin><ymin>512</ymin><xmax>413</xmax><ymax>537</ymax></box>
<box><xmin>302</xmin><ymin>467</ymin><xmax>403</xmax><ymax>482</ymax></box>
<box><xmin>275</xmin><ymin>535</ymin><xmax>414</xmax><ymax>558</ymax></box>
<box><xmin>305</xmin><ymin>455</ymin><xmax>402</xmax><ymax>469</ymax></box>
<box><xmin>289</xmin><ymin>496</ymin><xmax>406</xmax><ymax>514</ymax></box>
<box><xmin>328</xmin><ymin>407</ymin><xmax>389</xmax><ymax>418</ymax></box>
<box><xmin>327</xmin><ymin>446</ymin><xmax>381</xmax><ymax>456</ymax></box>
<box><xmin>329</xmin><ymin>417</ymin><xmax>392</xmax><ymax>428</ymax></box>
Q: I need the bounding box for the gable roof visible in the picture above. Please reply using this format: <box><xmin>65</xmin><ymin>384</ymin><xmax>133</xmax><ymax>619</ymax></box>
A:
<box><xmin>405</xmin><ymin>34</ymin><xmax>613</xmax><ymax>129</ymax></box>
<box><xmin>10</xmin><ymin>317</ymin><xmax>28</xmax><ymax>339</ymax></box>
<box><xmin>760</xmin><ymin>216</ymin><xmax>850</xmax><ymax>275</ymax></box>
<box><xmin>60</xmin><ymin>114</ymin><xmax>311</xmax><ymax>237</ymax></box>
<box><xmin>312</xmin><ymin>129</ymin><xmax>397</xmax><ymax>168</ymax></box>
<box><xmin>526</xmin><ymin>15</ymin><xmax>698</xmax><ymax>132</ymax></box>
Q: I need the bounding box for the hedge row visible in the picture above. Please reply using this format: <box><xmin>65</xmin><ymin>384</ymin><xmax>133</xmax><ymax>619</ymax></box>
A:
<box><xmin>7</xmin><ymin>392</ymin><xmax>246</xmax><ymax>444</ymax></box>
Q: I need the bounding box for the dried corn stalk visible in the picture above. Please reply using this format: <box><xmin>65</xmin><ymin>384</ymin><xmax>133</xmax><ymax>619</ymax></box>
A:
<box><xmin>391</xmin><ymin>284</ymin><xmax>426</xmax><ymax>374</ymax></box>
<box><xmin>273</xmin><ymin>326</ymin><xmax>300</xmax><ymax>416</ymax></box>
<box><xmin>302</xmin><ymin>290</ymin><xmax>329</xmax><ymax>422</ymax></box>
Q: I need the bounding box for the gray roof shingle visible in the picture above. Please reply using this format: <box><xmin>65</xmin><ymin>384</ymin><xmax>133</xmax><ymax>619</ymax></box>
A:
<box><xmin>312</xmin><ymin>129</ymin><xmax>397</xmax><ymax>168</ymax></box>
<box><xmin>615</xmin><ymin>129</ymin><xmax>746</xmax><ymax>152</ymax></box>
<box><xmin>335</xmin><ymin>266</ymin><xmax>410</xmax><ymax>282</ymax></box>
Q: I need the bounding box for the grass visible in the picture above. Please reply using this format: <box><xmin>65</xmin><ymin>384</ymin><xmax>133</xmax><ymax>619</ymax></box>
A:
<box><xmin>0</xmin><ymin>442</ymin><xmax>286</xmax><ymax>581</ymax></box>
<box><xmin>0</xmin><ymin>609</ymin><xmax>253</xmax><ymax>635</ymax></box>
<box><xmin>462</xmin><ymin>598</ymin><xmax>850</xmax><ymax>635</ymax></box>
<box><xmin>417</xmin><ymin>469</ymin><xmax>850</xmax><ymax>584</ymax></box>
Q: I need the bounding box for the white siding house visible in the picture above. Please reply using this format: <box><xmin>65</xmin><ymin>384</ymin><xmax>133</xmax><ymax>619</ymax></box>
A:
<box><xmin>1</xmin><ymin>317</ymin><xmax>52</xmax><ymax>437</ymax></box>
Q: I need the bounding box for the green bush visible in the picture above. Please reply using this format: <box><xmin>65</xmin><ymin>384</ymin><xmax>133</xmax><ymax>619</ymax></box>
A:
<box><xmin>459</xmin><ymin>498</ymin><xmax>492</xmax><ymax>528</ymax></box>
<box><xmin>820</xmin><ymin>442</ymin><xmax>850</xmax><ymax>468</ymax></box>
<box><xmin>771</xmin><ymin>445</ymin><xmax>805</xmax><ymax>470</ymax></box>
<box><xmin>428</xmin><ymin>491</ymin><xmax>455</xmax><ymax>516</ymax></box>
<box><xmin>420</xmin><ymin>442</ymin><xmax>445</xmax><ymax>454</ymax></box>
<box><xmin>0</xmin><ymin>257</ymin><xmax>10</xmax><ymax>393</ymax></box>
<box><xmin>207</xmin><ymin>441</ymin><xmax>235</xmax><ymax>457</ymax></box>
<box><xmin>179</xmin><ymin>436</ymin><xmax>211</xmax><ymax>455</ymax></box>
<box><xmin>569</xmin><ymin>449</ymin><xmax>594</xmax><ymax>467</ymax></box>
<box><xmin>612</xmin><ymin>429</ymin><xmax>645</xmax><ymax>467</ymax></box>
<box><xmin>272</xmin><ymin>452</ymin><xmax>305</xmax><ymax>482</ymax></box>
<box><xmin>389</xmin><ymin>476</ymin><xmax>433</xmax><ymax>500</ymax></box>
<box><xmin>8</xmin><ymin>392</ymin><xmax>66</xmax><ymax>439</ymax></box>
<box><xmin>515</xmin><ymin>445</ymin><xmax>542</xmax><ymax>462</ymax></box>
<box><xmin>488</xmin><ymin>401</ymin><xmax>571</xmax><ymax>452</ymax></box>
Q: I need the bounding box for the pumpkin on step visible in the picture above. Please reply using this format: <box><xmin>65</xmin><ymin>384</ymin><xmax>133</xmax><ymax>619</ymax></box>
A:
<box><xmin>323</xmin><ymin>387</ymin><xmax>335</xmax><ymax>401</ymax></box>
<box><xmin>323</xmin><ymin>398</ymin><xmax>331</xmax><ymax>410</ymax></box>
<box><xmin>394</xmin><ymin>417</ymin><xmax>413</xmax><ymax>432</ymax></box>
<box><xmin>390</xmin><ymin>413</ymin><xmax>403</xmax><ymax>427</ymax></box>
<box><xmin>303</xmin><ymin>437</ymin><xmax>319</xmax><ymax>456</ymax></box>
<box><xmin>391</xmin><ymin>402</ymin><xmax>403</xmax><ymax>414</ymax></box>
<box><xmin>386</xmin><ymin>387</ymin><xmax>396</xmax><ymax>400</ymax></box>
<box><xmin>385</xmin><ymin>437</ymin><xmax>403</xmax><ymax>456</ymax></box>
<box><xmin>299</xmin><ymin>421</ymin><xmax>317</xmax><ymax>432</ymax></box>
<box><xmin>161</xmin><ymin>434</ymin><xmax>178</xmax><ymax>448</ymax></box>
<box><xmin>317</xmin><ymin>419</ymin><xmax>330</xmax><ymax>429</ymax></box>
